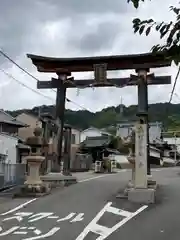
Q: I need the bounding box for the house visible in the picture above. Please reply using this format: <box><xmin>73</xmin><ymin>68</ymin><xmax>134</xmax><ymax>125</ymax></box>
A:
<box><xmin>163</xmin><ymin>136</ymin><xmax>180</xmax><ymax>152</ymax></box>
<box><xmin>0</xmin><ymin>110</ymin><xmax>28</xmax><ymax>163</ymax></box>
<box><xmin>71</xmin><ymin>128</ymin><xmax>81</xmax><ymax>144</ymax></box>
<box><xmin>16</xmin><ymin>113</ymin><xmax>42</xmax><ymax>140</ymax></box>
<box><xmin>80</xmin><ymin>127</ymin><xmax>112</xmax><ymax>143</ymax></box>
<box><xmin>0</xmin><ymin>109</ymin><xmax>27</xmax><ymax>135</ymax></box>
<box><xmin>116</xmin><ymin>121</ymin><xmax>163</xmax><ymax>143</ymax></box>
<box><xmin>16</xmin><ymin>112</ymin><xmax>81</xmax><ymax>145</ymax></box>
<box><xmin>0</xmin><ymin>133</ymin><xmax>29</xmax><ymax>164</ymax></box>
<box><xmin>79</xmin><ymin>135</ymin><xmax>116</xmax><ymax>164</ymax></box>
<box><xmin>0</xmin><ymin>111</ymin><xmax>30</xmax><ymax>189</ymax></box>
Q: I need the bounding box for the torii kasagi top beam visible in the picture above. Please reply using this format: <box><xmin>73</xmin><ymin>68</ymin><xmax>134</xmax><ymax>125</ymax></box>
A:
<box><xmin>27</xmin><ymin>52</ymin><xmax>171</xmax><ymax>72</ymax></box>
<box><xmin>27</xmin><ymin>52</ymin><xmax>172</xmax><ymax>88</ymax></box>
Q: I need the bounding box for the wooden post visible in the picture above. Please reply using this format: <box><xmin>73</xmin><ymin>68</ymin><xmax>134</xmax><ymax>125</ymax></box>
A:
<box><xmin>63</xmin><ymin>126</ymin><xmax>72</xmax><ymax>175</ymax></box>
<box><xmin>55</xmin><ymin>73</ymin><xmax>67</xmax><ymax>172</ymax></box>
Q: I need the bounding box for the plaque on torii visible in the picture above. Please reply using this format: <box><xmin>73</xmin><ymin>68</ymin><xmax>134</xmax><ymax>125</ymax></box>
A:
<box><xmin>27</xmin><ymin>52</ymin><xmax>172</xmax><ymax>186</ymax></box>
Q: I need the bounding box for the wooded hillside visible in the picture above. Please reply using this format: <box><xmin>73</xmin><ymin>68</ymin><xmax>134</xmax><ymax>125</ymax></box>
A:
<box><xmin>7</xmin><ymin>102</ymin><xmax>180</xmax><ymax>131</ymax></box>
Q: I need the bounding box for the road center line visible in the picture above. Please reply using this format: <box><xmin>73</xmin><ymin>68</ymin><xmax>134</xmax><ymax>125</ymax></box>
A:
<box><xmin>78</xmin><ymin>170</ymin><xmax>126</xmax><ymax>183</ymax></box>
<box><xmin>1</xmin><ymin>198</ymin><xmax>37</xmax><ymax>216</ymax></box>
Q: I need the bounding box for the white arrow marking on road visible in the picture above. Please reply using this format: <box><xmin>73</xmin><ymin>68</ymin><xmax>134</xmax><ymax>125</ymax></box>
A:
<box><xmin>75</xmin><ymin>202</ymin><xmax>148</xmax><ymax>240</ymax></box>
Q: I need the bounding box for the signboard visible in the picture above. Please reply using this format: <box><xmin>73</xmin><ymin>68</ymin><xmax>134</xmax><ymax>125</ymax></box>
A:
<box><xmin>135</xmin><ymin>123</ymin><xmax>147</xmax><ymax>188</ymax></box>
<box><xmin>93</xmin><ymin>63</ymin><xmax>107</xmax><ymax>84</ymax></box>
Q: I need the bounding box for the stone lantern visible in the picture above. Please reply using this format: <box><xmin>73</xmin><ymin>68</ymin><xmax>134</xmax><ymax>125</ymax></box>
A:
<box><xmin>20</xmin><ymin>126</ymin><xmax>50</xmax><ymax>195</ymax></box>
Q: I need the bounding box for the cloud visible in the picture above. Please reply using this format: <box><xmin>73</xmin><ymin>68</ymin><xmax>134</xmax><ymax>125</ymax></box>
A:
<box><xmin>0</xmin><ymin>0</ymin><xmax>178</xmax><ymax>112</ymax></box>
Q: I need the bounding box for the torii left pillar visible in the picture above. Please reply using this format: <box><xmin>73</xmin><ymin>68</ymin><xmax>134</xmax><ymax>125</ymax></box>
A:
<box><xmin>55</xmin><ymin>72</ymin><xmax>67</xmax><ymax>173</ymax></box>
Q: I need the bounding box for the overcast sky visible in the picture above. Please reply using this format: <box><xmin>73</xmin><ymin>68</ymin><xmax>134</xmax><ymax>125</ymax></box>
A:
<box><xmin>0</xmin><ymin>0</ymin><xmax>179</xmax><ymax>112</ymax></box>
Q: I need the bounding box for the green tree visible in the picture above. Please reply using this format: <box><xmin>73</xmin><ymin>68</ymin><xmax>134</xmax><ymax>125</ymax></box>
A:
<box><xmin>128</xmin><ymin>0</ymin><xmax>180</xmax><ymax>64</ymax></box>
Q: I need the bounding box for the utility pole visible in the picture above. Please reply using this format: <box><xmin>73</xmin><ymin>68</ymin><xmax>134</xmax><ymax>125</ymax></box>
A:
<box><xmin>63</xmin><ymin>125</ymin><xmax>72</xmax><ymax>175</ymax></box>
<box><xmin>120</xmin><ymin>96</ymin><xmax>123</xmax><ymax>117</ymax></box>
<box><xmin>174</xmin><ymin>132</ymin><xmax>177</xmax><ymax>163</ymax></box>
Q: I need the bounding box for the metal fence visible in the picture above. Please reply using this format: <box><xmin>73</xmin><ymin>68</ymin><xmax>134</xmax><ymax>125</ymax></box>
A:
<box><xmin>0</xmin><ymin>163</ymin><xmax>26</xmax><ymax>190</ymax></box>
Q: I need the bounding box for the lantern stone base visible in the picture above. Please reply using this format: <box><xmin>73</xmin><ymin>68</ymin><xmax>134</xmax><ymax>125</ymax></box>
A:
<box><xmin>14</xmin><ymin>155</ymin><xmax>51</xmax><ymax>197</ymax></box>
<box><xmin>14</xmin><ymin>183</ymin><xmax>51</xmax><ymax>198</ymax></box>
<box><xmin>127</xmin><ymin>188</ymin><xmax>156</xmax><ymax>204</ymax></box>
<box><xmin>41</xmin><ymin>172</ymin><xmax>77</xmax><ymax>188</ymax></box>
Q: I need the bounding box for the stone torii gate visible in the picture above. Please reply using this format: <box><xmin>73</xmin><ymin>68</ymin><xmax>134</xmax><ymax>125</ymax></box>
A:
<box><xmin>27</xmin><ymin>52</ymin><xmax>171</xmax><ymax>202</ymax></box>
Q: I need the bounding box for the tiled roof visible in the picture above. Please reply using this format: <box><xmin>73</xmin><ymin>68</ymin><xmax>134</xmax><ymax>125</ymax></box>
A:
<box><xmin>81</xmin><ymin>136</ymin><xmax>111</xmax><ymax>148</ymax></box>
<box><xmin>0</xmin><ymin>110</ymin><xmax>27</xmax><ymax>127</ymax></box>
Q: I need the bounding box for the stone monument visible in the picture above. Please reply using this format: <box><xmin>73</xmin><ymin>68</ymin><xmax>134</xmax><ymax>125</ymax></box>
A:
<box><xmin>123</xmin><ymin>129</ymin><xmax>136</xmax><ymax>188</ymax></box>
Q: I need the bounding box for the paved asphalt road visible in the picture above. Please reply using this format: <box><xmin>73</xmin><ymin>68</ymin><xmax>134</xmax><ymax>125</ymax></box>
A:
<box><xmin>0</xmin><ymin>168</ymin><xmax>180</xmax><ymax>239</ymax></box>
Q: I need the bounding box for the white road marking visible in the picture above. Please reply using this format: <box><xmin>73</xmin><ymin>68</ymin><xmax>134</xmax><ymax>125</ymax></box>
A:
<box><xmin>34</xmin><ymin>229</ymin><xmax>42</xmax><ymax>235</ymax></box>
<box><xmin>0</xmin><ymin>171</ymin><xmax>127</xmax><ymax>219</ymax></box>
<box><xmin>1</xmin><ymin>199</ymin><xmax>37</xmax><ymax>216</ymax></box>
<box><xmin>47</xmin><ymin>216</ymin><xmax>59</xmax><ymax>219</ymax></box>
<box><xmin>22</xmin><ymin>227</ymin><xmax>60</xmax><ymax>240</ymax></box>
<box><xmin>13</xmin><ymin>231</ymin><xmax>27</xmax><ymax>235</ymax></box>
<box><xmin>70</xmin><ymin>213</ymin><xmax>84</xmax><ymax>222</ymax></box>
<box><xmin>75</xmin><ymin>202</ymin><xmax>148</xmax><ymax>240</ymax></box>
<box><xmin>0</xmin><ymin>226</ymin><xmax>19</xmax><ymax>236</ymax></box>
<box><xmin>1</xmin><ymin>186</ymin><xmax>15</xmax><ymax>193</ymax></box>
<box><xmin>78</xmin><ymin>170</ymin><xmax>126</xmax><ymax>183</ymax></box>
<box><xmin>3</xmin><ymin>212</ymin><xmax>33</xmax><ymax>222</ymax></box>
<box><xmin>28</xmin><ymin>213</ymin><xmax>54</xmax><ymax>222</ymax></box>
<box><xmin>57</xmin><ymin>212</ymin><xmax>76</xmax><ymax>222</ymax></box>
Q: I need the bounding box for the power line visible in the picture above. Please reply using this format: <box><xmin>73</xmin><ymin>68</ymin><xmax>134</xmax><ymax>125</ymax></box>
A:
<box><xmin>169</xmin><ymin>66</ymin><xmax>180</xmax><ymax>103</ymax></box>
<box><xmin>66</xmin><ymin>98</ymin><xmax>90</xmax><ymax>111</ymax></box>
<box><xmin>163</xmin><ymin>66</ymin><xmax>180</xmax><ymax>130</ymax></box>
<box><xmin>0</xmin><ymin>68</ymin><xmax>91</xmax><ymax>111</ymax></box>
<box><xmin>0</xmin><ymin>68</ymin><xmax>55</xmax><ymax>102</ymax></box>
<box><xmin>0</xmin><ymin>49</ymin><xmax>91</xmax><ymax>111</ymax></box>
<box><xmin>0</xmin><ymin>49</ymin><xmax>40</xmax><ymax>83</ymax></box>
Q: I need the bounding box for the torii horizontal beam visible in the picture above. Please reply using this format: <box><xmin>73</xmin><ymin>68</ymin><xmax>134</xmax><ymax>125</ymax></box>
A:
<box><xmin>37</xmin><ymin>75</ymin><xmax>171</xmax><ymax>89</ymax></box>
<box><xmin>27</xmin><ymin>52</ymin><xmax>171</xmax><ymax>73</ymax></box>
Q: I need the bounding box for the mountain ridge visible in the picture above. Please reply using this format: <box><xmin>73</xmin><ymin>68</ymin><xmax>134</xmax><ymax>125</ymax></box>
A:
<box><xmin>6</xmin><ymin>102</ymin><xmax>180</xmax><ymax>131</ymax></box>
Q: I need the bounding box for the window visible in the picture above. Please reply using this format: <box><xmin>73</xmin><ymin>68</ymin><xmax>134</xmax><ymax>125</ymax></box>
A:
<box><xmin>71</xmin><ymin>134</ymin><xmax>76</xmax><ymax>144</ymax></box>
<box><xmin>0</xmin><ymin>154</ymin><xmax>7</xmax><ymax>163</ymax></box>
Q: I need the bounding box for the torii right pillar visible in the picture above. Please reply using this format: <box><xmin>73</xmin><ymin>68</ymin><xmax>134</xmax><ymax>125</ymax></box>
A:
<box><xmin>128</xmin><ymin>69</ymin><xmax>156</xmax><ymax>204</ymax></box>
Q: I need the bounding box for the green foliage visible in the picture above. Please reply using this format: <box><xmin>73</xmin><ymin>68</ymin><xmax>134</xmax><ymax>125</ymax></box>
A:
<box><xmin>7</xmin><ymin>102</ymin><xmax>180</xmax><ymax>132</ymax></box>
<box><xmin>128</xmin><ymin>0</ymin><xmax>180</xmax><ymax>64</ymax></box>
<box><xmin>127</xmin><ymin>0</ymin><xmax>147</xmax><ymax>9</ymax></box>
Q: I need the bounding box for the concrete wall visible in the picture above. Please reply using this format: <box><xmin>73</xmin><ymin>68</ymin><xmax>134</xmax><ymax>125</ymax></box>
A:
<box><xmin>0</xmin><ymin>133</ymin><xmax>18</xmax><ymax>164</ymax></box>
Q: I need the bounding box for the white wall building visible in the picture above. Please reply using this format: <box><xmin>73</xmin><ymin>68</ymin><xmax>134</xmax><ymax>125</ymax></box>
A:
<box><xmin>164</xmin><ymin>137</ymin><xmax>180</xmax><ymax>152</ymax></box>
<box><xmin>116</xmin><ymin>121</ymin><xmax>162</xmax><ymax>143</ymax></box>
<box><xmin>0</xmin><ymin>133</ymin><xmax>18</xmax><ymax>164</ymax></box>
<box><xmin>80</xmin><ymin>127</ymin><xmax>111</xmax><ymax>143</ymax></box>
<box><xmin>71</xmin><ymin>128</ymin><xmax>81</xmax><ymax>145</ymax></box>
